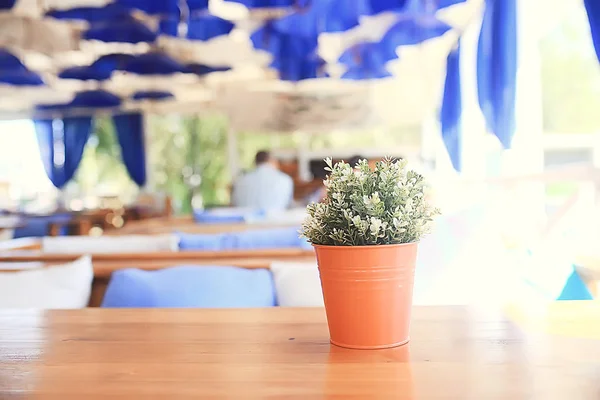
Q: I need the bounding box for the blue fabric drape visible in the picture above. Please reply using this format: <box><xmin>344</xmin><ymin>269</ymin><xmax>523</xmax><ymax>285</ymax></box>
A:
<box><xmin>440</xmin><ymin>43</ymin><xmax>462</xmax><ymax>172</ymax></box>
<box><xmin>584</xmin><ymin>0</ymin><xmax>600</xmax><ymax>62</ymax></box>
<box><xmin>33</xmin><ymin>119</ymin><xmax>55</xmax><ymax>183</ymax></box>
<box><xmin>34</xmin><ymin>117</ymin><xmax>93</xmax><ymax>189</ymax></box>
<box><xmin>113</xmin><ymin>113</ymin><xmax>147</xmax><ymax>186</ymax></box>
<box><xmin>476</xmin><ymin>0</ymin><xmax>517</xmax><ymax>149</ymax></box>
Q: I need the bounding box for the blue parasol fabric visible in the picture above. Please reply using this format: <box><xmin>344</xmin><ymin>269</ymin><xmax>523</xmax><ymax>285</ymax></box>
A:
<box><xmin>225</xmin><ymin>0</ymin><xmax>311</xmax><ymax>8</ymax></box>
<box><xmin>121</xmin><ymin>53</ymin><xmax>189</xmax><ymax>75</ymax></box>
<box><xmin>116</xmin><ymin>0</ymin><xmax>179</xmax><ymax>15</ymax></box>
<box><xmin>132</xmin><ymin>91</ymin><xmax>174</xmax><ymax>101</ymax></box>
<box><xmin>46</xmin><ymin>4</ymin><xmax>131</xmax><ymax>22</ymax></box>
<box><xmin>0</xmin><ymin>0</ymin><xmax>16</xmax><ymax>10</ymax></box>
<box><xmin>59</xmin><ymin>53</ymin><xmax>134</xmax><ymax>81</ymax></box>
<box><xmin>187</xmin><ymin>0</ymin><xmax>210</xmax><ymax>12</ymax></box>
<box><xmin>272</xmin><ymin>0</ymin><xmax>370</xmax><ymax>36</ymax></box>
<box><xmin>476</xmin><ymin>0</ymin><xmax>517</xmax><ymax>149</ymax></box>
<box><xmin>84</xmin><ymin>17</ymin><xmax>157</xmax><ymax>43</ymax></box>
<box><xmin>379</xmin><ymin>16</ymin><xmax>452</xmax><ymax>60</ymax></box>
<box><xmin>113</xmin><ymin>113</ymin><xmax>147</xmax><ymax>186</ymax></box>
<box><xmin>339</xmin><ymin>42</ymin><xmax>394</xmax><ymax>79</ymax></box>
<box><xmin>584</xmin><ymin>0</ymin><xmax>600</xmax><ymax>63</ymax></box>
<box><xmin>0</xmin><ymin>50</ymin><xmax>26</xmax><ymax>71</ymax></box>
<box><xmin>59</xmin><ymin>65</ymin><xmax>112</xmax><ymax>81</ymax></box>
<box><xmin>0</xmin><ymin>70</ymin><xmax>44</xmax><ymax>86</ymax></box>
<box><xmin>440</xmin><ymin>42</ymin><xmax>462</xmax><ymax>171</ymax></box>
<box><xmin>186</xmin><ymin>64</ymin><xmax>231</xmax><ymax>76</ymax></box>
<box><xmin>37</xmin><ymin>90</ymin><xmax>121</xmax><ymax>110</ymax></box>
<box><xmin>187</xmin><ymin>15</ymin><xmax>235</xmax><ymax>41</ymax></box>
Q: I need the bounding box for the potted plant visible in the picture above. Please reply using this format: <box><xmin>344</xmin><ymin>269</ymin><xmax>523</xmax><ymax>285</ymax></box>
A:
<box><xmin>301</xmin><ymin>157</ymin><xmax>439</xmax><ymax>349</ymax></box>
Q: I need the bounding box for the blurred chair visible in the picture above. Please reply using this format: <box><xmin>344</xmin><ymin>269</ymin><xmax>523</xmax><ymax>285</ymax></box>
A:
<box><xmin>101</xmin><ymin>266</ymin><xmax>276</xmax><ymax>308</ymax></box>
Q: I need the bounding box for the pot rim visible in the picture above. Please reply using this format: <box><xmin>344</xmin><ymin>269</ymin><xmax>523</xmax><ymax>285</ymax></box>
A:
<box><xmin>312</xmin><ymin>242</ymin><xmax>418</xmax><ymax>250</ymax></box>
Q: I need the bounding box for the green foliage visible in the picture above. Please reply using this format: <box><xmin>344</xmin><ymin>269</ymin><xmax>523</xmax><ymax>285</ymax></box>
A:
<box><xmin>540</xmin><ymin>7</ymin><xmax>600</xmax><ymax>133</ymax></box>
<box><xmin>147</xmin><ymin>114</ymin><xmax>229</xmax><ymax>214</ymax></box>
<box><xmin>301</xmin><ymin>158</ymin><xmax>439</xmax><ymax>246</ymax></box>
<box><xmin>73</xmin><ymin>117</ymin><xmax>137</xmax><ymax>199</ymax></box>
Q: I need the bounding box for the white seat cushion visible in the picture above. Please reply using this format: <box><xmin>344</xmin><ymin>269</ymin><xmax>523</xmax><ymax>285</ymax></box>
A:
<box><xmin>41</xmin><ymin>234</ymin><xmax>179</xmax><ymax>254</ymax></box>
<box><xmin>0</xmin><ymin>256</ymin><xmax>93</xmax><ymax>308</ymax></box>
<box><xmin>270</xmin><ymin>262</ymin><xmax>324</xmax><ymax>307</ymax></box>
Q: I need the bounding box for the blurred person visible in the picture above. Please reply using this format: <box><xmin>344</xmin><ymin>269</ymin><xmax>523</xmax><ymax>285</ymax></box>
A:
<box><xmin>231</xmin><ymin>150</ymin><xmax>293</xmax><ymax>211</ymax></box>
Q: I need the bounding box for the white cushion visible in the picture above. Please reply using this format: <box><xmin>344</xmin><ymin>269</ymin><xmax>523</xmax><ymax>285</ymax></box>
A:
<box><xmin>41</xmin><ymin>234</ymin><xmax>179</xmax><ymax>254</ymax></box>
<box><xmin>270</xmin><ymin>262</ymin><xmax>324</xmax><ymax>307</ymax></box>
<box><xmin>0</xmin><ymin>256</ymin><xmax>93</xmax><ymax>308</ymax></box>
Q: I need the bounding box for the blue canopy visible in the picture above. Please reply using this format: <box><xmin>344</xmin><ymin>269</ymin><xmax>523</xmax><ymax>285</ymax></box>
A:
<box><xmin>37</xmin><ymin>90</ymin><xmax>121</xmax><ymax>111</ymax></box>
<box><xmin>0</xmin><ymin>50</ymin><xmax>44</xmax><ymax>86</ymax></box>
<box><xmin>132</xmin><ymin>91</ymin><xmax>175</xmax><ymax>101</ymax></box>
<box><xmin>476</xmin><ymin>0</ymin><xmax>517</xmax><ymax>149</ymax></box>
<box><xmin>584</xmin><ymin>0</ymin><xmax>600</xmax><ymax>62</ymax></box>
<box><xmin>440</xmin><ymin>43</ymin><xmax>462</xmax><ymax>171</ymax></box>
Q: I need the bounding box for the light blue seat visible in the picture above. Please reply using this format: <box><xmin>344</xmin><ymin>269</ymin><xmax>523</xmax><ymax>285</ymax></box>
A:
<box><xmin>101</xmin><ymin>266</ymin><xmax>277</xmax><ymax>308</ymax></box>
<box><xmin>193</xmin><ymin>208</ymin><xmax>265</xmax><ymax>224</ymax></box>
<box><xmin>521</xmin><ymin>248</ymin><xmax>593</xmax><ymax>301</ymax></box>
<box><xmin>178</xmin><ymin>227</ymin><xmax>310</xmax><ymax>251</ymax></box>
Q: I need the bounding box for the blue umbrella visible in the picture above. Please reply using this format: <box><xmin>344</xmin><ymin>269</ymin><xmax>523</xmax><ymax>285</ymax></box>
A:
<box><xmin>0</xmin><ymin>0</ymin><xmax>16</xmax><ymax>10</ymax></box>
<box><xmin>121</xmin><ymin>53</ymin><xmax>189</xmax><ymax>75</ymax></box>
<box><xmin>37</xmin><ymin>90</ymin><xmax>121</xmax><ymax>110</ymax></box>
<box><xmin>46</xmin><ymin>4</ymin><xmax>131</xmax><ymax>22</ymax></box>
<box><xmin>84</xmin><ymin>17</ymin><xmax>157</xmax><ymax>43</ymax></box>
<box><xmin>187</xmin><ymin>15</ymin><xmax>235</xmax><ymax>41</ymax></box>
<box><xmin>338</xmin><ymin>42</ymin><xmax>394</xmax><ymax>79</ymax></box>
<box><xmin>338</xmin><ymin>41</ymin><xmax>396</xmax><ymax>67</ymax></box>
<box><xmin>476</xmin><ymin>0</ymin><xmax>517</xmax><ymax>149</ymax></box>
<box><xmin>379</xmin><ymin>16</ymin><xmax>452</xmax><ymax>60</ymax></box>
<box><xmin>368</xmin><ymin>0</ymin><xmax>465</xmax><ymax>15</ymax></box>
<box><xmin>251</xmin><ymin>23</ymin><xmax>318</xmax><ymax>61</ymax></box>
<box><xmin>132</xmin><ymin>91</ymin><xmax>175</xmax><ymax>101</ymax></box>
<box><xmin>341</xmin><ymin>66</ymin><xmax>392</xmax><ymax>80</ymax></box>
<box><xmin>59</xmin><ymin>65</ymin><xmax>113</xmax><ymax>81</ymax></box>
<box><xmin>0</xmin><ymin>70</ymin><xmax>44</xmax><ymax>86</ymax></box>
<box><xmin>58</xmin><ymin>53</ymin><xmax>135</xmax><ymax>81</ymax></box>
<box><xmin>225</xmin><ymin>0</ymin><xmax>311</xmax><ymax>8</ymax></box>
<box><xmin>273</xmin><ymin>0</ymin><xmax>370</xmax><ymax>36</ymax></box>
<box><xmin>584</xmin><ymin>0</ymin><xmax>600</xmax><ymax>62</ymax></box>
<box><xmin>187</xmin><ymin>0</ymin><xmax>210</xmax><ymax>12</ymax></box>
<box><xmin>186</xmin><ymin>64</ymin><xmax>231</xmax><ymax>76</ymax></box>
<box><xmin>116</xmin><ymin>0</ymin><xmax>179</xmax><ymax>15</ymax></box>
<box><xmin>440</xmin><ymin>42</ymin><xmax>461</xmax><ymax>171</ymax></box>
<box><xmin>0</xmin><ymin>50</ymin><xmax>26</xmax><ymax>71</ymax></box>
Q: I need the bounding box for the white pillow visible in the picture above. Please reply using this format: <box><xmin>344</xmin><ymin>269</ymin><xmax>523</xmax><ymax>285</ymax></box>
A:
<box><xmin>0</xmin><ymin>256</ymin><xmax>93</xmax><ymax>308</ymax></box>
<box><xmin>270</xmin><ymin>262</ymin><xmax>324</xmax><ymax>307</ymax></box>
<box><xmin>41</xmin><ymin>234</ymin><xmax>179</xmax><ymax>254</ymax></box>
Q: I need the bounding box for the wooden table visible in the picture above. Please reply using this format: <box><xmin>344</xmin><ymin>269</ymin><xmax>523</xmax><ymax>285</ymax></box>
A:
<box><xmin>1</xmin><ymin>304</ymin><xmax>599</xmax><ymax>399</ymax></box>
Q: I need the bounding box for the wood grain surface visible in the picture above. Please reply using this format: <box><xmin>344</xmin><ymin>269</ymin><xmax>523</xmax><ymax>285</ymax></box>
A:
<box><xmin>1</xmin><ymin>304</ymin><xmax>599</xmax><ymax>399</ymax></box>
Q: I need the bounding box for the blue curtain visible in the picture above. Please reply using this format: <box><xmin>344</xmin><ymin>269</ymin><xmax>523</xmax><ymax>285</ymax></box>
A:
<box><xmin>476</xmin><ymin>0</ymin><xmax>517</xmax><ymax>149</ymax></box>
<box><xmin>113</xmin><ymin>113</ymin><xmax>147</xmax><ymax>186</ymax></box>
<box><xmin>584</xmin><ymin>0</ymin><xmax>600</xmax><ymax>62</ymax></box>
<box><xmin>440</xmin><ymin>42</ymin><xmax>462</xmax><ymax>172</ymax></box>
<box><xmin>34</xmin><ymin>117</ymin><xmax>93</xmax><ymax>189</ymax></box>
<box><xmin>34</xmin><ymin>119</ymin><xmax>55</xmax><ymax>184</ymax></box>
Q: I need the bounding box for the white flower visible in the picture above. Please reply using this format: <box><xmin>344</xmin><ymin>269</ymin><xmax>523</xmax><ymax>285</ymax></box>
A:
<box><xmin>369</xmin><ymin>217</ymin><xmax>383</xmax><ymax>236</ymax></box>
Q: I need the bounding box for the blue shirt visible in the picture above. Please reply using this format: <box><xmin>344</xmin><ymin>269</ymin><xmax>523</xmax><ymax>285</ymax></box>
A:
<box><xmin>231</xmin><ymin>165</ymin><xmax>293</xmax><ymax>211</ymax></box>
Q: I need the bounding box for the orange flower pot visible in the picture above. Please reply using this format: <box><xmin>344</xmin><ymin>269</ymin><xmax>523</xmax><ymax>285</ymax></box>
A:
<box><xmin>314</xmin><ymin>242</ymin><xmax>418</xmax><ymax>349</ymax></box>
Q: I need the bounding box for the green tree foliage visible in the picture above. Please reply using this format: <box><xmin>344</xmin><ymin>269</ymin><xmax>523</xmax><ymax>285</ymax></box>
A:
<box><xmin>147</xmin><ymin>114</ymin><xmax>230</xmax><ymax>214</ymax></box>
<box><xmin>540</xmin><ymin>6</ymin><xmax>600</xmax><ymax>133</ymax></box>
<box><xmin>73</xmin><ymin>117</ymin><xmax>137</xmax><ymax>200</ymax></box>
